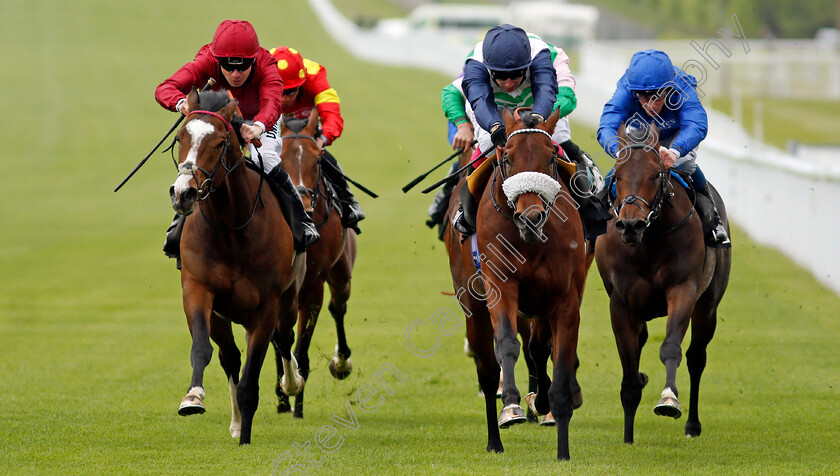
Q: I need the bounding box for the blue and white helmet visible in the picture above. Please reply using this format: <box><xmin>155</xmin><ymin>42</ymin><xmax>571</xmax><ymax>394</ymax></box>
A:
<box><xmin>482</xmin><ymin>24</ymin><xmax>532</xmax><ymax>72</ymax></box>
<box><xmin>626</xmin><ymin>49</ymin><xmax>675</xmax><ymax>91</ymax></box>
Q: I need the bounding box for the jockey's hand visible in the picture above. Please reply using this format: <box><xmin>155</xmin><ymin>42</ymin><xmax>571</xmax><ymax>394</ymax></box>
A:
<box><xmin>177</xmin><ymin>98</ymin><xmax>190</xmax><ymax>116</ymax></box>
<box><xmin>240</xmin><ymin>123</ymin><xmax>264</xmax><ymax>143</ymax></box>
<box><xmin>452</xmin><ymin>122</ymin><xmax>474</xmax><ymax>150</ymax></box>
<box><xmin>490</xmin><ymin>123</ymin><xmax>507</xmax><ymax>149</ymax></box>
<box><xmin>659</xmin><ymin>146</ymin><xmax>678</xmax><ymax>168</ymax></box>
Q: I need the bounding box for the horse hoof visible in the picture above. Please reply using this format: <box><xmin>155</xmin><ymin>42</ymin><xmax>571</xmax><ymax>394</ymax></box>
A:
<box><xmin>524</xmin><ymin>392</ymin><xmax>540</xmax><ymax>415</ymax></box>
<box><xmin>230</xmin><ymin>425</ymin><xmax>241</xmax><ymax>438</ymax></box>
<box><xmin>498</xmin><ymin>404</ymin><xmax>527</xmax><ymax>429</ymax></box>
<box><xmin>329</xmin><ymin>357</ymin><xmax>352</xmax><ymax>380</ymax></box>
<box><xmin>539</xmin><ymin>412</ymin><xmax>556</xmax><ymax>426</ymax></box>
<box><xmin>653</xmin><ymin>388</ymin><xmax>682</xmax><ymax>419</ymax></box>
<box><xmin>178</xmin><ymin>387</ymin><xmax>205</xmax><ymax>416</ymax></box>
<box><xmin>685</xmin><ymin>421</ymin><xmax>702</xmax><ymax>437</ymax></box>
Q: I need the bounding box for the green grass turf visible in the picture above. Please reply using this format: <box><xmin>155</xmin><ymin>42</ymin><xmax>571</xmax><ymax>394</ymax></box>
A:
<box><xmin>1</xmin><ymin>1</ymin><xmax>839</xmax><ymax>474</ymax></box>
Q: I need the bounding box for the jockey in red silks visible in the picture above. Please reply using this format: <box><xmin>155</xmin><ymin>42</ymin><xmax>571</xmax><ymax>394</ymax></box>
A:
<box><xmin>270</xmin><ymin>46</ymin><xmax>365</xmax><ymax>232</ymax></box>
<box><xmin>156</xmin><ymin>19</ymin><xmax>319</xmax><ymax>263</ymax></box>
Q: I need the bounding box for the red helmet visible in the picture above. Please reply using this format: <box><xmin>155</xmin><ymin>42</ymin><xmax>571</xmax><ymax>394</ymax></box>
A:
<box><xmin>271</xmin><ymin>46</ymin><xmax>306</xmax><ymax>89</ymax></box>
<box><xmin>211</xmin><ymin>20</ymin><xmax>259</xmax><ymax>58</ymax></box>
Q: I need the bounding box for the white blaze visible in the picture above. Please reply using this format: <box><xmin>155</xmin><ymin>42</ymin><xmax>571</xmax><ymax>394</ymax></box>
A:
<box><xmin>173</xmin><ymin>119</ymin><xmax>215</xmax><ymax>194</ymax></box>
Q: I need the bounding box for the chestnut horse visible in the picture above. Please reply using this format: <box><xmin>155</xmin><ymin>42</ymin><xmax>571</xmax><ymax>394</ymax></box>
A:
<box><xmin>169</xmin><ymin>89</ymin><xmax>306</xmax><ymax>445</ymax></box>
<box><xmin>273</xmin><ymin>110</ymin><xmax>357</xmax><ymax>418</ymax></box>
<box><xmin>595</xmin><ymin>123</ymin><xmax>731</xmax><ymax>443</ymax></box>
<box><xmin>445</xmin><ymin>108</ymin><xmax>587</xmax><ymax>460</ymax></box>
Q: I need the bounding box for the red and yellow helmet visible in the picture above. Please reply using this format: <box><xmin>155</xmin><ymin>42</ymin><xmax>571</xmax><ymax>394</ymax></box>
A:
<box><xmin>211</xmin><ymin>20</ymin><xmax>259</xmax><ymax>58</ymax></box>
<box><xmin>271</xmin><ymin>46</ymin><xmax>306</xmax><ymax>89</ymax></box>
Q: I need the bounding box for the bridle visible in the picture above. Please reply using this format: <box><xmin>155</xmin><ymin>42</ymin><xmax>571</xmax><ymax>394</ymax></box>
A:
<box><xmin>281</xmin><ymin>132</ymin><xmax>334</xmax><ymax>227</ymax></box>
<box><xmin>611</xmin><ymin>143</ymin><xmax>694</xmax><ymax>233</ymax></box>
<box><xmin>178</xmin><ymin>110</ymin><xmax>264</xmax><ymax>231</ymax></box>
<box><xmin>180</xmin><ymin>110</ymin><xmax>241</xmax><ymax>201</ymax></box>
<box><xmin>491</xmin><ymin>127</ymin><xmax>562</xmax><ymax>219</ymax></box>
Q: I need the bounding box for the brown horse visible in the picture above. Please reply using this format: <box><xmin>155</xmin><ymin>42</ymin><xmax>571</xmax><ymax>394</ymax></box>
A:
<box><xmin>445</xmin><ymin>108</ymin><xmax>587</xmax><ymax>460</ymax></box>
<box><xmin>273</xmin><ymin>110</ymin><xmax>357</xmax><ymax>418</ymax></box>
<box><xmin>595</xmin><ymin>123</ymin><xmax>731</xmax><ymax>443</ymax></box>
<box><xmin>169</xmin><ymin>89</ymin><xmax>306</xmax><ymax>445</ymax></box>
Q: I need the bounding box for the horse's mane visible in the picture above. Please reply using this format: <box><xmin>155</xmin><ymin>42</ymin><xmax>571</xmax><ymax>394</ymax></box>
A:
<box><xmin>196</xmin><ymin>89</ymin><xmax>245</xmax><ymax>144</ymax></box>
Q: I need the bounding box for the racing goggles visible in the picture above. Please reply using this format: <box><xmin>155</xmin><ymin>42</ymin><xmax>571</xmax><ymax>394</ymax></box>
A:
<box><xmin>218</xmin><ymin>57</ymin><xmax>254</xmax><ymax>72</ymax></box>
<box><xmin>490</xmin><ymin>68</ymin><xmax>526</xmax><ymax>81</ymax></box>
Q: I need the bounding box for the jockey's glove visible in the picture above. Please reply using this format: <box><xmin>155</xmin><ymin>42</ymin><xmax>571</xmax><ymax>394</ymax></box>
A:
<box><xmin>490</xmin><ymin>123</ymin><xmax>507</xmax><ymax>148</ymax></box>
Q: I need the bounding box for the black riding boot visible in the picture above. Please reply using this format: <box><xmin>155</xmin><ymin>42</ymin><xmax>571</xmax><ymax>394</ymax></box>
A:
<box><xmin>163</xmin><ymin>213</ymin><xmax>185</xmax><ymax>269</ymax></box>
<box><xmin>559</xmin><ymin>140</ymin><xmax>610</xmax><ymax>240</ymax></box>
<box><xmin>696</xmin><ymin>184</ymin><xmax>731</xmax><ymax>248</ymax></box>
<box><xmin>426</xmin><ymin>161</ymin><xmax>460</xmax><ymax>229</ymax></box>
<box><xmin>267</xmin><ymin>166</ymin><xmax>321</xmax><ymax>252</ymax></box>
<box><xmin>452</xmin><ymin>184</ymin><xmax>478</xmax><ymax>236</ymax></box>
<box><xmin>321</xmin><ymin>149</ymin><xmax>365</xmax><ymax>233</ymax></box>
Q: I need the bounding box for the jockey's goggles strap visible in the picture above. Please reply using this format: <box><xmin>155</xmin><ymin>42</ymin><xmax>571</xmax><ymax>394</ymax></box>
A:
<box><xmin>188</xmin><ymin>110</ymin><xmax>234</xmax><ymax>132</ymax></box>
<box><xmin>507</xmin><ymin>128</ymin><xmax>553</xmax><ymax>142</ymax></box>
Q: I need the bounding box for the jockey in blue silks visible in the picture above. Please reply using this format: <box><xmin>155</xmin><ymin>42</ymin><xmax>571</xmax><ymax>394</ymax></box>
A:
<box><xmin>597</xmin><ymin>49</ymin><xmax>730</xmax><ymax>246</ymax></box>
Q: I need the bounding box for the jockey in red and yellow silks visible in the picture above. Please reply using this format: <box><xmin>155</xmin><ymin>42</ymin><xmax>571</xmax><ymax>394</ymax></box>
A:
<box><xmin>270</xmin><ymin>46</ymin><xmax>364</xmax><ymax>232</ymax></box>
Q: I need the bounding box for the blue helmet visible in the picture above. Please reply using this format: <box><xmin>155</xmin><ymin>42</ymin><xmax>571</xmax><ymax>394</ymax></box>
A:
<box><xmin>482</xmin><ymin>24</ymin><xmax>531</xmax><ymax>72</ymax></box>
<box><xmin>626</xmin><ymin>49</ymin><xmax>675</xmax><ymax>91</ymax></box>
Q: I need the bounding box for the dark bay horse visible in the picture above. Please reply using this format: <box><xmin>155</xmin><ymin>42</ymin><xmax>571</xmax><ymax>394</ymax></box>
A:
<box><xmin>595</xmin><ymin>123</ymin><xmax>731</xmax><ymax>443</ymax></box>
<box><xmin>445</xmin><ymin>108</ymin><xmax>587</xmax><ymax>460</ymax></box>
<box><xmin>169</xmin><ymin>89</ymin><xmax>306</xmax><ymax>445</ymax></box>
<box><xmin>273</xmin><ymin>110</ymin><xmax>357</xmax><ymax>418</ymax></box>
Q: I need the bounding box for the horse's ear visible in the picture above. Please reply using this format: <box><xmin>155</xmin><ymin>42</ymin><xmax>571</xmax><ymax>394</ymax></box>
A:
<box><xmin>542</xmin><ymin>108</ymin><xmax>561</xmax><ymax>133</ymax></box>
<box><xmin>219</xmin><ymin>99</ymin><xmax>237</xmax><ymax>121</ymax></box>
<box><xmin>186</xmin><ymin>89</ymin><xmax>200</xmax><ymax>112</ymax></box>
<box><xmin>304</xmin><ymin>107</ymin><xmax>319</xmax><ymax>135</ymax></box>
<box><xmin>502</xmin><ymin>107</ymin><xmax>516</xmax><ymax>130</ymax></box>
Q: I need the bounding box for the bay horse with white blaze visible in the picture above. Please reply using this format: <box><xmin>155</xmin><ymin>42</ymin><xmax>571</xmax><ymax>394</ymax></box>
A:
<box><xmin>445</xmin><ymin>108</ymin><xmax>587</xmax><ymax>460</ymax></box>
<box><xmin>595</xmin><ymin>123</ymin><xmax>731</xmax><ymax>443</ymax></box>
<box><xmin>273</xmin><ymin>110</ymin><xmax>357</xmax><ymax>418</ymax></box>
<box><xmin>169</xmin><ymin>89</ymin><xmax>306</xmax><ymax>445</ymax></box>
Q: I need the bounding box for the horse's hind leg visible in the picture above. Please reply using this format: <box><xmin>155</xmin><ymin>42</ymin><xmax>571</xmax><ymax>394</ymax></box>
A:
<box><xmin>210</xmin><ymin>317</ymin><xmax>242</xmax><ymax>438</ymax></box>
<box><xmin>518</xmin><ymin>319</ymin><xmax>540</xmax><ymax>423</ymax></box>
<box><xmin>290</xmin><ymin>279</ymin><xmax>326</xmax><ymax>419</ymax></box>
<box><xmin>178</xmin><ymin>290</ymin><xmax>214</xmax><ymax>416</ymax></box>
<box><xmin>326</xmin><ymin>245</ymin><xmax>354</xmax><ymax>380</ymax></box>
<box><xmin>684</xmin><ymin>304</ymin><xmax>718</xmax><ymax>437</ymax></box>
<box><xmin>526</xmin><ymin>319</ymin><xmax>552</xmax><ymax>421</ymax></box>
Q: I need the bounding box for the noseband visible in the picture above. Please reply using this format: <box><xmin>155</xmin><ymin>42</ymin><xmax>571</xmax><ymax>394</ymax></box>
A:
<box><xmin>180</xmin><ymin>110</ymin><xmax>240</xmax><ymax>200</ymax></box>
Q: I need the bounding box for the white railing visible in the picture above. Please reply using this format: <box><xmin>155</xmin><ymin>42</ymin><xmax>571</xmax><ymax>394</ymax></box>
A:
<box><xmin>310</xmin><ymin>0</ymin><xmax>840</xmax><ymax>296</ymax></box>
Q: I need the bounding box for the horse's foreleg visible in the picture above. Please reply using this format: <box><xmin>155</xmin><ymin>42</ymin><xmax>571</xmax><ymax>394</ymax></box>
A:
<box><xmin>684</xmin><ymin>303</ymin><xmax>718</xmax><ymax>437</ymax></box>
<box><xmin>209</xmin><ymin>318</ymin><xmax>242</xmax><ymax>437</ymax></box>
<box><xmin>611</xmin><ymin>299</ymin><xmax>647</xmax><ymax>444</ymax></box>
<box><xmin>277</xmin><ymin>286</ymin><xmax>306</xmax><ymax>398</ymax></box>
<box><xmin>237</xmin><ymin>307</ymin><xmax>276</xmax><ymax>446</ymax></box>
<box><xmin>467</xmin><ymin>308</ymin><xmax>503</xmax><ymax>453</ymax></box>
<box><xmin>291</xmin><ymin>280</ymin><xmax>326</xmax><ymax>418</ymax></box>
<box><xmin>548</xmin><ymin>303</ymin><xmax>580</xmax><ymax>461</ymax></box>
<box><xmin>492</xmin><ymin>306</ymin><xmax>526</xmax><ymax>429</ymax></box>
<box><xmin>327</xmin><ymin>251</ymin><xmax>353</xmax><ymax>380</ymax></box>
<box><xmin>179</xmin><ymin>289</ymin><xmax>214</xmax><ymax>416</ymax></box>
<box><xmin>526</xmin><ymin>319</ymin><xmax>552</xmax><ymax>418</ymax></box>
<box><xmin>655</xmin><ymin>288</ymin><xmax>695</xmax><ymax>420</ymax></box>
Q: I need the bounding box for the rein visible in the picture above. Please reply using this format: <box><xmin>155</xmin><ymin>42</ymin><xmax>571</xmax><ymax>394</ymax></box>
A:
<box><xmin>281</xmin><ymin>133</ymin><xmax>336</xmax><ymax>228</ymax></box>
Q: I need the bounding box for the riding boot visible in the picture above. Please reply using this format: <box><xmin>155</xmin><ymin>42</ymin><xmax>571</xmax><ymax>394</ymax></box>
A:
<box><xmin>452</xmin><ymin>184</ymin><xmax>478</xmax><ymax>235</ymax></box>
<box><xmin>695</xmin><ymin>184</ymin><xmax>731</xmax><ymax>248</ymax></box>
<box><xmin>559</xmin><ymin>140</ymin><xmax>610</xmax><ymax>241</ymax></box>
<box><xmin>559</xmin><ymin>140</ymin><xmax>606</xmax><ymax>197</ymax></box>
<box><xmin>266</xmin><ymin>166</ymin><xmax>321</xmax><ymax>252</ymax></box>
<box><xmin>163</xmin><ymin>213</ymin><xmax>185</xmax><ymax>269</ymax></box>
<box><xmin>321</xmin><ymin>150</ymin><xmax>365</xmax><ymax>233</ymax></box>
<box><xmin>426</xmin><ymin>161</ymin><xmax>460</xmax><ymax>229</ymax></box>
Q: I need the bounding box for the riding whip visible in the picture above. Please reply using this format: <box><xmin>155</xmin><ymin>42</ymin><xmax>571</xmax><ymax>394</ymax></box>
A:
<box><xmin>401</xmin><ymin>139</ymin><xmax>477</xmax><ymax>193</ymax></box>
<box><xmin>114</xmin><ymin>78</ymin><xmax>216</xmax><ymax>192</ymax></box>
<box><xmin>420</xmin><ymin>144</ymin><xmax>495</xmax><ymax>194</ymax></box>
<box><xmin>320</xmin><ymin>159</ymin><xmax>379</xmax><ymax>198</ymax></box>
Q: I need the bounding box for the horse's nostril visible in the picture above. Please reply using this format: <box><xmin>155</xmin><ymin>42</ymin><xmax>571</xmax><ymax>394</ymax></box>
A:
<box><xmin>169</xmin><ymin>185</ymin><xmax>175</xmax><ymax>198</ymax></box>
<box><xmin>615</xmin><ymin>220</ymin><xmax>626</xmax><ymax>232</ymax></box>
<box><xmin>184</xmin><ymin>188</ymin><xmax>198</xmax><ymax>202</ymax></box>
<box><xmin>632</xmin><ymin>220</ymin><xmax>647</xmax><ymax>233</ymax></box>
